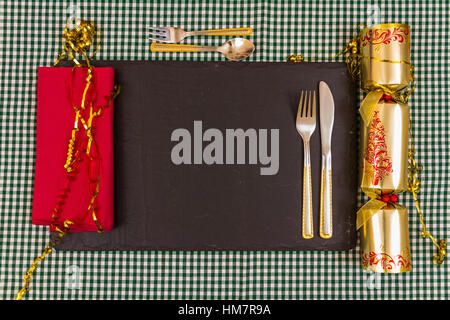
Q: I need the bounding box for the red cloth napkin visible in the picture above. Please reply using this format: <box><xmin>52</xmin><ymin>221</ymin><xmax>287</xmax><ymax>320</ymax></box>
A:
<box><xmin>33</xmin><ymin>67</ymin><xmax>114</xmax><ymax>232</ymax></box>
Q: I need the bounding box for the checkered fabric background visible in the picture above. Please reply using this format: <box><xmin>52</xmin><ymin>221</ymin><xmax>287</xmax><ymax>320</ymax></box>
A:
<box><xmin>1</xmin><ymin>0</ymin><xmax>449</xmax><ymax>300</ymax></box>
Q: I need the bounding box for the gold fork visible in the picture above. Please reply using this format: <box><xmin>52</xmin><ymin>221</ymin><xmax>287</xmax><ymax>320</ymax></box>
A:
<box><xmin>296</xmin><ymin>91</ymin><xmax>316</xmax><ymax>239</ymax></box>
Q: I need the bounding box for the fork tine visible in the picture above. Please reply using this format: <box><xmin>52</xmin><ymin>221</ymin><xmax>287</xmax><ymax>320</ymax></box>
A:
<box><xmin>147</xmin><ymin>26</ymin><xmax>168</xmax><ymax>33</ymax></box>
<box><xmin>148</xmin><ymin>31</ymin><xmax>168</xmax><ymax>37</ymax></box>
<box><xmin>148</xmin><ymin>33</ymin><xmax>170</xmax><ymax>41</ymax></box>
<box><xmin>297</xmin><ymin>91</ymin><xmax>304</xmax><ymax>121</ymax></box>
<box><xmin>303</xmin><ymin>90</ymin><xmax>310</xmax><ymax>118</ymax></box>
<box><xmin>148</xmin><ymin>37</ymin><xmax>171</xmax><ymax>43</ymax></box>
<box><xmin>312</xmin><ymin>91</ymin><xmax>316</xmax><ymax>118</ymax></box>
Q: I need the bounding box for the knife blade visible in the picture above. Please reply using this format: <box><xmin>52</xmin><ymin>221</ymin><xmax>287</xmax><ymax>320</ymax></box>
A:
<box><xmin>319</xmin><ymin>81</ymin><xmax>334</xmax><ymax>239</ymax></box>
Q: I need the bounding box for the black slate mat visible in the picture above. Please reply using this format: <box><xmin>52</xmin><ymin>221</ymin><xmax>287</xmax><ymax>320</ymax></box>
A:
<box><xmin>56</xmin><ymin>61</ymin><xmax>358</xmax><ymax>251</ymax></box>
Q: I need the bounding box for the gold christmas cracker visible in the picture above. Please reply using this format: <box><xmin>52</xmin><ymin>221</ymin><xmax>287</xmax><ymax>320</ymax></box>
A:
<box><xmin>288</xmin><ymin>22</ymin><xmax>446</xmax><ymax>271</ymax></box>
<box><xmin>356</xmin><ymin>23</ymin><xmax>445</xmax><ymax>272</ymax></box>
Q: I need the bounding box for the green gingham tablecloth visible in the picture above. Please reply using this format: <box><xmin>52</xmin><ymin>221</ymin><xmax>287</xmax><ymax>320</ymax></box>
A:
<box><xmin>1</xmin><ymin>0</ymin><xmax>449</xmax><ymax>300</ymax></box>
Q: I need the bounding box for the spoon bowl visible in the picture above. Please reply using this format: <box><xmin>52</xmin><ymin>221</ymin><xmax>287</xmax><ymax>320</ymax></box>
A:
<box><xmin>217</xmin><ymin>38</ymin><xmax>255</xmax><ymax>61</ymax></box>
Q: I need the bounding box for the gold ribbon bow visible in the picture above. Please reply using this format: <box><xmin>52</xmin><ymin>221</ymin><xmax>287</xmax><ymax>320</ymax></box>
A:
<box><xmin>54</xmin><ymin>18</ymin><xmax>100</xmax><ymax>68</ymax></box>
<box><xmin>356</xmin><ymin>198</ymin><xmax>388</xmax><ymax>231</ymax></box>
<box><xmin>356</xmin><ymin>196</ymin><xmax>406</xmax><ymax>231</ymax></box>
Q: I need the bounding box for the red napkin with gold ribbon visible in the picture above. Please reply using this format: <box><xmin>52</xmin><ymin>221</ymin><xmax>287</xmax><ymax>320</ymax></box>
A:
<box><xmin>33</xmin><ymin>66</ymin><xmax>114</xmax><ymax>232</ymax></box>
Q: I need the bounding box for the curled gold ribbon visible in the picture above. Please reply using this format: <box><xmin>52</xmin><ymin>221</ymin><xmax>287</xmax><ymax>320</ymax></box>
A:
<box><xmin>15</xmin><ymin>244</ymin><xmax>53</xmax><ymax>300</ymax></box>
<box><xmin>15</xmin><ymin>19</ymin><xmax>120</xmax><ymax>300</ymax></box>
<box><xmin>54</xmin><ymin>18</ymin><xmax>100</xmax><ymax>68</ymax></box>
<box><xmin>408</xmin><ymin>124</ymin><xmax>447</xmax><ymax>265</ymax></box>
<box><xmin>15</xmin><ymin>219</ymin><xmax>73</xmax><ymax>300</ymax></box>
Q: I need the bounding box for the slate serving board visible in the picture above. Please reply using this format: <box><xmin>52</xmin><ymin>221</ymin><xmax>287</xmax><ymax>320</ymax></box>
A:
<box><xmin>56</xmin><ymin>61</ymin><xmax>358</xmax><ymax>251</ymax></box>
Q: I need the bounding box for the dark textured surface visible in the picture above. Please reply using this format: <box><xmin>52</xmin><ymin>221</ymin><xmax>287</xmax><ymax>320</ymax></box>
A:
<box><xmin>57</xmin><ymin>61</ymin><xmax>358</xmax><ymax>251</ymax></box>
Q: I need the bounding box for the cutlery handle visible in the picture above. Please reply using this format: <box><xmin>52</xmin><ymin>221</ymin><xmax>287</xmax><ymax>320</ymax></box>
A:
<box><xmin>302</xmin><ymin>140</ymin><xmax>314</xmax><ymax>239</ymax></box>
<box><xmin>150</xmin><ymin>43</ymin><xmax>215</xmax><ymax>52</ymax></box>
<box><xmin>320</xmin><ymin>152</ymin><xmax>332</xmax><ymax>239</ymax></box>
<box><xmin>190</xmin><ymin>27</ymin><xmax>253</xmax><ymax>37</ymax></box>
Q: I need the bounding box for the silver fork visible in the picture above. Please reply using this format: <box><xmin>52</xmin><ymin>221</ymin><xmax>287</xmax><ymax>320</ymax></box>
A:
<box><xmin>296</xmin><ymin>91</ymin><xmax>316</xmax><ymax>239</ymax></box>
<box><xmin>148</xmin><ymin>26</ymin><xmax>253</xmax><ymax>43</ymax></box>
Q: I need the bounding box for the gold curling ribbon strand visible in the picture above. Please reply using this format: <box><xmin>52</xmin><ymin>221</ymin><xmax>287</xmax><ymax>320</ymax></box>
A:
<box><xmin>408</xmin><ymin>123</ymin><xmax>447</xmax><ymax>265</ymax></box>
<box><xmin>83</xmin><ymin>85</ymin><xmax>122</xmax><ymax>232</ymax></box>
<box><xmin>64</xmin><ymin>113</ymin><xmax>80</xmax><ymax>173</ymax></box>
<box><xmin>88</xmin><ymin>174</ymin><xmax>103</xmax><ymax>233</ymax></box>
<box><xmin>106</xmin><ymin>84</ymin><xmax>121</xmax><ymax>107</ymax></box>
<box><xmin>286</xmin><ymin>54</ymin><xmax>305</xmax><ymax>63</ymax></box>
<box><xmin>71</xmin><ymin>104</ymin><xmax>104</xmax><ymax>233</ymax></box>
<box><xmin>403</xmin><ymin>64</ymin><xmax>417</xmax><ymax>104</ymax></box>
<box><xmin>15</xmin><ymin>220</ymin><xmax>73</xmax><ymax>300</ymax></box>
<box><xmin>80</xmin><ymin>69</ymin><xmax>93</xmax><ymax>110</ymax></box>
<box><xmin>86</xmin><ymin>103</ymin><xmax>95</xmax><ymax>155</ymax></box>
<box><xmin>84</xmin><ymin>84</ymin><xmax>121</xmax><ymax>156</ymax></box>
<box><xmin>54</xmin><ymin>220</ymin><xmax>74</xmax><ymax>236</ymax></box>
<box><xmin>78</xmin><ymin>84</ymin><xmax>121</xmax><ymax>156</ymax></box>
<box><xmin>15</xmin><ymin>245</ymin><xmax>53</xmax><ymax>300</ymax></box>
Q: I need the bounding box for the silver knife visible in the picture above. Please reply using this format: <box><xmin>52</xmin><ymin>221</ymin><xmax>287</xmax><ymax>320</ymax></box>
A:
<box><xmin>319</xmin><ymin>81</ymin><xmax>334</xmax><ymax>239</ymax></box>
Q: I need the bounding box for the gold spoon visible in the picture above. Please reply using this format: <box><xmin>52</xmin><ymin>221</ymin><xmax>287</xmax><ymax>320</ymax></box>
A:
<box><xmin>150</xmin><ymin>38</ymin><xmax>255</xmax><ymax>61</ymax></box>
